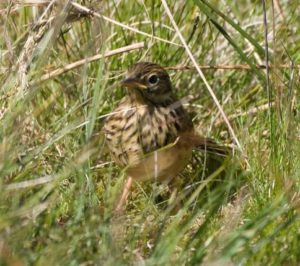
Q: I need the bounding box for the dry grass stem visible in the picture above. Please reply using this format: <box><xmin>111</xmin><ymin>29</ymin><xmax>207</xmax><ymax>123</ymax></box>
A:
<box><xmin>32</xmin><ymin>42</ymin><xmax>145</xmax><ymax>85</ymax></box>
<box><xmin>215</xmin><ymin>102</ymin><xmax>274</xmax><ymax>126</ymax></box>
<box><xmin>165</xmin><ymin>64</ymin><xmax>300</xmax><ymax>71</ymax></box>
<box><xmin>4</xmin><ymin>175</ymin><xmax>55</xmax><ymax>191</ymax></box>
<box><xmin>70</xmin><ymin>2</ymin><xmax>183</xmax><ymax>47</ymax></box>
<box><xmin>161</xmin><ymin>0</ymin><xmax>243</xmax><ymax>154</ymax></box>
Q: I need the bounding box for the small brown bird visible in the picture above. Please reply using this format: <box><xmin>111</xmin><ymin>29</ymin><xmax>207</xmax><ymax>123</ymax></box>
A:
<box><xmin>103</xmin><ymin>62</ymin><xmax>228</xmax><ymax>212</ymax></box>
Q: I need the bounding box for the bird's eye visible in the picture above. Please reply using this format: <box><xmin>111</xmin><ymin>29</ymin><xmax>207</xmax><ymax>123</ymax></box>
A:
<box><xmin>148</xmin><ymin>74</ymin><xmax>159</xmax><ymax>85</ymax></box>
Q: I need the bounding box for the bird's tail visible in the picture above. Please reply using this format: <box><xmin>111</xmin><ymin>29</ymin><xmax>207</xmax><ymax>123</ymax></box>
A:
<box><xmin>195</xmin><ymin>137</ymin><xmax>230</xmax><ymax>156</ymax></box>
<box><xmin>180</xmin><ymin>132</ymin><xmax>230</xmax><ymax>156</ymax></box>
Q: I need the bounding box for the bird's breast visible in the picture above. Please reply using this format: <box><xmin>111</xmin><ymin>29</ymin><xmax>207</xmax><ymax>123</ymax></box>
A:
<box><xmin>104</xmin><ymin>99</ymin><xmax>193</xmax><ymax>180</ymax></box>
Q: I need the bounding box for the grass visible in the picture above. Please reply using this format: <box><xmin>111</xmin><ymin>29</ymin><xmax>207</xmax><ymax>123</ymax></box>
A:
<box><xmin>1</xmin><ymin>0</ymin><xmax>299</xmax><ymax>265</ymax></box>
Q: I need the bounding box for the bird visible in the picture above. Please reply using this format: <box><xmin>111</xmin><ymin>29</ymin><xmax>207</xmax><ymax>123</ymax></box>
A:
<box><xmin>103</xmin><ymin>62</ymin><xmax>228</xmax><ymax>212</ymax></box>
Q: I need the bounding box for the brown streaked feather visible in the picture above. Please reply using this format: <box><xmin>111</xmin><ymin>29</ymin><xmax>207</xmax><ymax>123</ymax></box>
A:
<box><xmin>179</xmin><ymin>132</ymin><xmax>230</xmax><ymax>156</ymax></box>
<box><xmin>103</xmin><ymin>93</ymin><xmax>193</xmax><ymax>169</ymax></box>
<box><xmin>103</xmin><ymin>62</ymin><xmax>228</xmax><ymax>181</ymax></box>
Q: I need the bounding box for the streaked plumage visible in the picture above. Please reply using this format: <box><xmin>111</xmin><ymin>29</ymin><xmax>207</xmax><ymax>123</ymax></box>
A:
<box><xmin>103</xmin><ymin>62</ymin><xmax>228</xmax><ymax>210</ymax></box>
<box><xmin>104</xmin><ymin>62</ymin><xmax>195</xmax><ymax>181</ymax></box>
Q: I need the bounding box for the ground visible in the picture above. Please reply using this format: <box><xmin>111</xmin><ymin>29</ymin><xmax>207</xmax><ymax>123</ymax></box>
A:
<box><xmin>0</xmin><ymin>1</ymin><xmax>299</xmax><ymax>265</ymax></box>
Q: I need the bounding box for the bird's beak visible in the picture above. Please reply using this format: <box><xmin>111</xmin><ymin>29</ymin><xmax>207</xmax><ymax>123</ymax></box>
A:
<box><xmin>121</xmin><ymin>78</ymin><xmax>147</xmax><ymax>89</ymax></box>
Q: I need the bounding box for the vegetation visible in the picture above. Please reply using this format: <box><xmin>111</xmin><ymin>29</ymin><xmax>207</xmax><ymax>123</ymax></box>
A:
<box><xmin>0</xmin><ymin>1</ymin><xmax>299</xmax><ymax>265</ymax></box>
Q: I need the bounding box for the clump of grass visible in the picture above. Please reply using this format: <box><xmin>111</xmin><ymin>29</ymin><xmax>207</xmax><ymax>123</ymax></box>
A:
<box><xmin>0</xmin><ymin>1</ymin><xmax>299</xmax><ymax>265</ymax></box>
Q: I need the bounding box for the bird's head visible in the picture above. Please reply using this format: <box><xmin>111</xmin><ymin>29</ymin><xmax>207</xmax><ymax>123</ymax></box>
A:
<box><xmin>122</xmin><ymin>62</ymin><xmax>173</xmax><ymax>104</ymax></box>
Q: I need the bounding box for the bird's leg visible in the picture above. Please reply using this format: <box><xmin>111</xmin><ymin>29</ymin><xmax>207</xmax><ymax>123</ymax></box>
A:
<box><xmin>114</xmin><ymin>177</ymin><xmax>133</xmax><ymax>214</ymax></box>
<box><xmin>111</xmin><ymin>178</ymin><xmax>134</xmax><ymax>249</ymax></box>
<box><xmin>167</xmin><ymin>177</ymin><xmax>183</xmax><ymax>213</ymax></box>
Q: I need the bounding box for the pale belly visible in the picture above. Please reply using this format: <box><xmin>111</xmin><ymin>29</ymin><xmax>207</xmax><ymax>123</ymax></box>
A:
<box><xmin>126</xmin><ymin>137</ymin><xmax>193</xmax><ymax>181</ymax></box>
<box><xmin>104</xmin><ymin>99</ymin><xmax>193</xmax><ymax>181</ymax></box>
